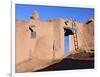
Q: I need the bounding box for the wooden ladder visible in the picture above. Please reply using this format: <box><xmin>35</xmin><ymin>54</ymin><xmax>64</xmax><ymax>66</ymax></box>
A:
<box><xmin>72</xmin><ymin>21</ymin><xmax>78</xmax><ymax>50</ymax></box>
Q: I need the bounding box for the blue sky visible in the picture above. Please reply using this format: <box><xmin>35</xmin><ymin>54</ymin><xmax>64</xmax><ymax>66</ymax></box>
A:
<box><xmin>16</xmin><ymin>4</ymin><xmax>94</xmax><ymax>55</ymax></box>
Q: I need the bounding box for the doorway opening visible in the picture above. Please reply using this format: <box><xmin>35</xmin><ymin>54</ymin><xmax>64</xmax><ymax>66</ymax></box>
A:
<box><xmin>64</xmin><ymin>36</ymin><xmax>69</xmax><ymax>57</ymax></box>
<box><xmin>64</xmin><ymin>26</ymin><xmax>74</xmax><ymax>57</ymax></box>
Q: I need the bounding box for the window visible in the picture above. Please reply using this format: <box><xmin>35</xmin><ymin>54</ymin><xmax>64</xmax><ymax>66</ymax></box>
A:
<box><xmin>29</xmin><ymin>26</ymin><xmax>36</xmax><ymax>38</ymax></box>
<box><xmin>31</xmin><ymin>31</ymin><xmax>36</xmax><ymax>38</ymax></box>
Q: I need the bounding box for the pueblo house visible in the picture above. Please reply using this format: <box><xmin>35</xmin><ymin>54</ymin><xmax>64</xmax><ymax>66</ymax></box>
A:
<box><xmin>16</xmin><ymin>11</ymin><xmax>94</xmax><ymax>72</ymax></box>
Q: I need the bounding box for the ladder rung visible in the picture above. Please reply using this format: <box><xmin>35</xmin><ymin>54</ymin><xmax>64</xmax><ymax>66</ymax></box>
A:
<box><xmin>73</xmin><ymin>36</ymin><xmax>77</xmax><ymax>38</ymax></box>
<box><xmin>74</xmin><ymin>39</ymin><xmax>77</xmax><ymax>41</ymax></box>
<box><xmin>75</xmin><ymin>44</ymin><xmax>77</xmax><ymax>45</ymax></box>
<box><xmin>74</xmin><ymin>41</ymin><xmax>78</xmax><ymax>42</ymax></box>
<box><xmin>74</xmin><ymin>35</ymin><xmax>77</xmax><ymax>37</ymax></box>
<box><xmin>74</xmin><ymin>38</ymin><xmax>78</xmax><ymax>40</ymax></box>
<box><xmin>74</xmin><ymin>40</ymin><xmax>77</xmax><ymax>41</ymax></box>
<box><xmin>74</xmin><ymin>42</ymin><xmax>78</xmax><ymax>44</ymax></box>
<box><xmin>74</xmin><ymin>43</ymin><xmax>78</xmax><ymax>45</ymax></box>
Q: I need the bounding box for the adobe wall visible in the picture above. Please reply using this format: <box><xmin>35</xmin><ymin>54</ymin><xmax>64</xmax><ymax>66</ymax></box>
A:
<box><xmin>16</xmin><ymin>11</ymin><xmax>65</xmax><ymax>72</ymax></box>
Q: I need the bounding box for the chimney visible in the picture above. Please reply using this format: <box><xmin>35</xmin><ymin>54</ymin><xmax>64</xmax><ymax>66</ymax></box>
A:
<box><xmin>30</xmin><ymin>10</ymin><xmax>39</xmax><ymax>20</ymax></box>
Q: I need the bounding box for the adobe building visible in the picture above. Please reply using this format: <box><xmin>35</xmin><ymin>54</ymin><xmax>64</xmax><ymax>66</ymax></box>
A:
<box><xmin>16</xmin><ymin>11</ymin><xmax>94</xmax><ymax>72</ymax></box>
<box><xmin>67</xmin><ymin>18</ymin><xmax>94</xmax><ymax>53</ymax></box>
